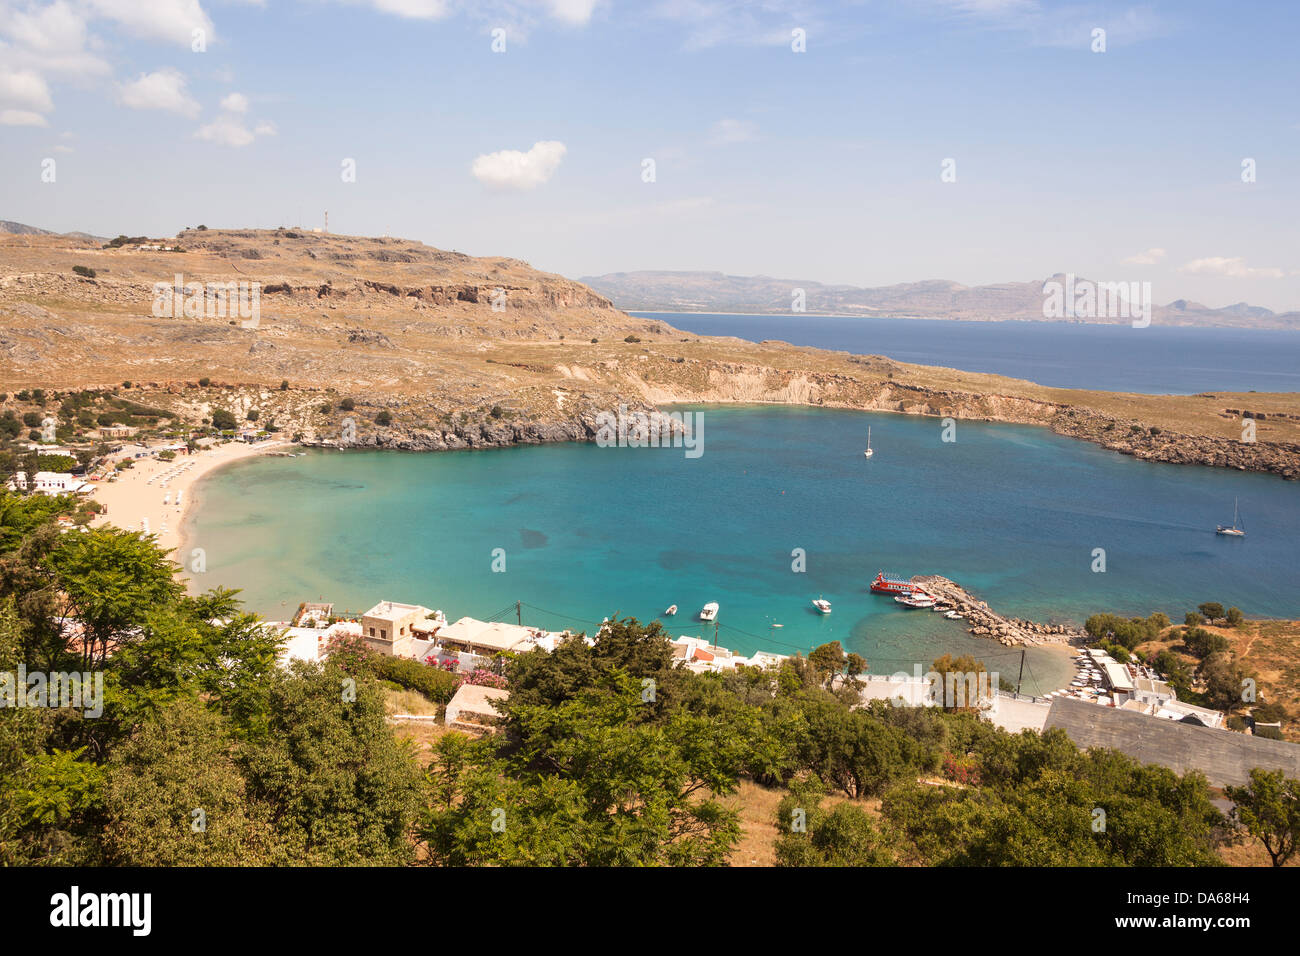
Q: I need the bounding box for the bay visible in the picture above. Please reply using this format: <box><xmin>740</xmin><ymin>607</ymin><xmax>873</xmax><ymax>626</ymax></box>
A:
<box><xmin>184</xmin><ymin>406</ymin><xmax>1300</xmax><ymax>697</ymax></box>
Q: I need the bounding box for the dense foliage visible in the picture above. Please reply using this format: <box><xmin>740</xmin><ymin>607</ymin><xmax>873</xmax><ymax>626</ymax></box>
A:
<box><xmin>1</xmin><ymin>492</ymin><xmax>1290</xmax><ymax>867</ymax></box>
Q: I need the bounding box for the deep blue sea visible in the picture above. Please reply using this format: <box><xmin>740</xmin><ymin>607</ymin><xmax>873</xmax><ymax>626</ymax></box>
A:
<box><xmin>634</xmin><ymin>312</ymin><xmax>1300</xmax><ymax>395</ymax></box>
<box><xmin>185</xmin><ymin>406</ymin><xmax>1299</xmax><ymax>697</ymax></box>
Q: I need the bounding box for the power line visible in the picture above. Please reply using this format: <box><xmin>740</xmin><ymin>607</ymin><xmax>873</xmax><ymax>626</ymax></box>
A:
<box><xmin>502</xmin><ymin>600</ymin><xmax>1044</xmax><ymax>664</ymax></box>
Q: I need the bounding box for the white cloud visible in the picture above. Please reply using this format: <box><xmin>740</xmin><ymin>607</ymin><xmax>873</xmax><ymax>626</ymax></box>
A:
<box><xmin>546</xmin><ymin>0</ymin><xmax>601</xmax><ymax>25</ymax></box>
<box><xmin>195</xmin><ymin>112</ymin><xmax>276</xmax><ymax>147</ymax></box>
<box><xmin>1178</xmin><ymin>257</ymin><xmax>1285</xmax><ymax>280</ymax></box>
<box><xmin>471</xmin><ymin>140</ymin><xmax>567</xmax><ymax>190</ymax></box>
<box><xmin>54</xmin><ymin>143</ymin><xmax>73</xmax><ymax>152</ymax></box>
<box><xmin>86</xmin><ymin>0</ymin><xmax>214</xmax><ymax>46</ymax></box>
<box><xmin>195</xmin><ymin>115</ymin><xmax>254</xmax><ymax>147</ymax></box>
<box><xmin>220</xmin><ymin>91</ymin><xmax>249</xmax><ymax>113</ymax></box>
<box><xmin>652</xmin><ymin>0</ymin><xmax>818</xmax><ymax>50</ymax></box>
<box><xmin>0</xmin><ymin>1</ymin><xmax>110</xmax><ymax>77</ymax></box>
<box><xmin>709</xmin><ymin>117</ymin><xmax>758</xmax><ymax>144</ymax></box>
<box><xmin>1124</xmin><ymin>247</ymin><xmax>1165</xmax><ymax>265</ymax></box>
<box><xmin>0</xmin><ymin>68</ymin><xmax>53</xmax><ymax>112</ymax></box>
<box><xmin>367</xmin><ymin>0</ymin><xmax>451</xmax><ymax>19</ymax></box>
<box><xmin>0</xmin><ymin>108</ymin><xmax>47</xmax><ymax>126</ymax></box>
<box><xmin>117</xmin><ymin>69</ymin><xmax>200</xmax><ymax>117</ymax></box>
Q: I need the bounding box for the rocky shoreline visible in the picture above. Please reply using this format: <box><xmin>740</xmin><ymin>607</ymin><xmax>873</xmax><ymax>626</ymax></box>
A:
<box><xmin>911</xmin><ymin>575</ymin><xmax>1088</xmax><ymax>648</ymax></box>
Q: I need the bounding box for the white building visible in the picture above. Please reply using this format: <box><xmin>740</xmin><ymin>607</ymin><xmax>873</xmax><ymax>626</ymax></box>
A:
<box><xmin>7</xmin><ymin>471</ymin><xmax>93</xmax><ymax>496</ymax></box>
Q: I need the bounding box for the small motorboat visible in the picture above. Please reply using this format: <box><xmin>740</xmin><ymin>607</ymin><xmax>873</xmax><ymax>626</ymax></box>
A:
<box><xmin>699</xmin><ymin>602</ymin><xmax>719</xmax><ymax>622</ymax></box>
<box><xmin>812</xmin><ymin>597</ymin><xmax>832</xmax><ymax>614</ymax></box>
<box><xmin>664</xmin><ymin>604</ymin><xmax>678</xmax><ymax>617</ymax></box>
<box><xmin>943</xmin><ymin>610</ymin><xmax>963</xmax><ymax>620</ymax></box>
<box><xmin>894</xmin><ymin>591</ymin><xmax>936</xmax><ymax>608</ymax></box>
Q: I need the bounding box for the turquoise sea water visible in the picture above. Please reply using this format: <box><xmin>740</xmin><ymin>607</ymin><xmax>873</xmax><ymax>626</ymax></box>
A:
<box><xmin>184</xmin><ymin>406</ymin><xmax>1299</xmax><ymax>696</ymax></box>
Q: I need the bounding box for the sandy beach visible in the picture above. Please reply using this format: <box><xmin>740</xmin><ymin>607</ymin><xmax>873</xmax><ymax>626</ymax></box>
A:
<box><xmin>90</xmin><ymin>439</ymin><xmax>291</xmax><ymax>564</ymax></box>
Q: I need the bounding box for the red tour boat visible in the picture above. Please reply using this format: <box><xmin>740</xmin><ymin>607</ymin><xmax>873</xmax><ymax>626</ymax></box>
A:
<box><xmin>870</xmin><ymin>571</ymin><xmax>915</xmax><ymax>595</ymax></box>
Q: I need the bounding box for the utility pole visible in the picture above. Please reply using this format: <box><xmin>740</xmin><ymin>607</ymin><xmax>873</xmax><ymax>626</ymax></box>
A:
<box><xmin>713</xmin><ymin>621</ymin><xmax>719</xmax><ymax>651</ymax></box>
<box><xmin>1016</xmin><ymin>649</ymin><xmax>1025</xmax><ymax>696</ymax></box>
<box><xmin>516</xmin><ymin>601</ymin><xmax>522</xmax><ymax>626</ymax></box>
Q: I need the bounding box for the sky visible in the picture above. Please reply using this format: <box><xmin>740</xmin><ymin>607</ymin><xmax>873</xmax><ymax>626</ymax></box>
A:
<box><xmin>1</xmin><ymin>0</ymin><xmax>1298</xmax><ymax>311</ymax></box>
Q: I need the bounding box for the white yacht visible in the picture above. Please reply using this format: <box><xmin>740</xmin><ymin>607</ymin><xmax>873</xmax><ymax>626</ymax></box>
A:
<box><xmin>812</xmin><ymin>597</ymin><xmax>832</xmax><ymax>614</ymax></box>
<box><xmin>699</xmin><ymin>602</ymin><xmax>719</xmax><ymax>622</ymax></box>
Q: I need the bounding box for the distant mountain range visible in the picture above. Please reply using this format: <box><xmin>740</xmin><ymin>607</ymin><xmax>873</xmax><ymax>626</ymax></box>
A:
<box><xmin>581</xmin><ymin>270</ymin><xmax>1300</xmax><ymax>330</ymax></box>
<box><xmin>1</xmin><ymin>219</ymin><xmax>106</xmax><ymax>242</ymax></box>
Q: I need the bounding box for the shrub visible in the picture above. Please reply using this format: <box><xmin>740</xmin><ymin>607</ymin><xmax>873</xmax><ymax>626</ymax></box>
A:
<box><xmin>1225</xmin><ymin>606</ymin><xmax>1244</xmax><ymax>627</ymax></box>
<box><xmin>489</xmin><ymin>405</ymin><xmax>503</xmax><ymax>419</ymax></box>
<box><xmin>246</xmin><ymin>409</ymin><xmax>259</xmax><ymax>422</ymax></box>
<box><xmin>198</xmin><ymin>377</ymin><xmax>211</xmax><ymax>387</ymax></box>
<box><xmin>374</xmin><ymin>411</ymin><xmax>392</xmax><ymax>426</ymax></box>
<box><xmin>280</xmin><ymin>380</ymin><xmax>289</xmax><ymax>391</ymax></box>
<box><xmin>590</xmin><ymin>338</ymin><xmax>598</xmax><ymax>344</ymax></box>
<box><xmin>624</xmin><ymin>335</ymin><xmax>641</xmax><ymax>343</ymax></box>
<box><xmin>339</xmin><ymin>398</ymin><xmax>355</xmax><ymax>412</ymax></box>
<box><xmin>372</xmin><ymin>656</ymin><xmax>462</xmax><ymax>704</ymax></box>
<box><xmin>318</xmin><ymin>403</ymin><xmax>332</xmax><ymax>415</ymax></box>
<box><xmin>210</xmin><ymin>409</ymin><xmax>237</xmax><ymax>431</ymax></box>
<box><xmin>1183</xmin><ymin>627</ymin><xmax>1229</xmax><ymax>659</ymax></box>
<box><xmin>72</xmin><ymin>265</ymin><xmax>96</xmax><ymax>278</ymax></box>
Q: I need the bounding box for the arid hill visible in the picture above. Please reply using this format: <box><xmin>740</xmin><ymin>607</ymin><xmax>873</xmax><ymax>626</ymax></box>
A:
<box><xmin>1</xmin><ymin>228</ymin><xmax>1297</xmax><ymax>478</ymax></box>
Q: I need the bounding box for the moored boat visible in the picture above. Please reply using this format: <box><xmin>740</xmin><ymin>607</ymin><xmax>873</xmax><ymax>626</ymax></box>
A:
<box><xmin>664</xmin><ymin>604</ymin><xmax>678</xmax><ymax>616</ymax></box>
<box><xmin>870</xmin><ymin>571</ymin><xmax>914</xmax><ymax>594</ymax></box>
<box><xmin>812</xmin><ymin>597</ymin><xmax>832</xmax><ymax>614</ymax></box>
<box><xmin>699</xmin><ymin>602</ymin><xmax>719</xmax><ymax>622</ymax></box>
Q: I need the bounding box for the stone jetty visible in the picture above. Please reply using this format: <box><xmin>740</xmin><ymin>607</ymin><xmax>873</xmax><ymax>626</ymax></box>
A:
<box><xmin>910</xmin><ymin>575</ymin><xmax>1087</xmax><ymax>648</ymax></box>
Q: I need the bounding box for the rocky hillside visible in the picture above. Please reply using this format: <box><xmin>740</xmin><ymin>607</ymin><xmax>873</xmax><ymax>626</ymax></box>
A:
<box><xmin>1</xmin><ymin>228</ymin><xmax>1297</xmax><ymax>478</ymax></box>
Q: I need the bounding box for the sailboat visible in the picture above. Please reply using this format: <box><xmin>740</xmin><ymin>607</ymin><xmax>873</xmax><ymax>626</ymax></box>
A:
<box><xmin>1216</xmin><ymin>498</ymin><xmax>1246</xmax><ymax>537</ymax></box>
<box><xmin>863</xmin><ymin>426</ymin><xmax>874</xmax><ymax>458</ymax></box>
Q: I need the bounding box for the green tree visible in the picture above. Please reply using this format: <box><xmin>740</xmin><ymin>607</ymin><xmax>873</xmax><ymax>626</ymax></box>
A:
<box><xmin>1197</xmin><ymin>602</ymin><xmax>1225</xmax><ymax>623</ymax></box>
<box><xmin>807</xmin><ymin>640</ymin><xmax>846</xmax><ymax>686</ymax></box>
<box><xmin>101</xmin><ymin>698</ymin><xmax>278</xmax><ymax>865</ymax></box>
<box><xmin>239</xmin><ymin>661</ymin><xmax>423</xmax><ymax>865</ymax></box>
<box><xmin>1225</xmin><ymin>769</ymin><xmax>1300</xmax><ymax>867</ymax></box>
<box><xmin>1199</xmin><ymin>653</ymin><xmax>1253</xmax><ymax>712</ymax></box>
<box><xmin>48</xmin><ymin>527</ymin><xmax>183</xmax><ymax>668</ymax></box>
<box><xmin>774</xmin><ymin>775</ymin><xmax>894</xmax><ymax>866</ymax></box>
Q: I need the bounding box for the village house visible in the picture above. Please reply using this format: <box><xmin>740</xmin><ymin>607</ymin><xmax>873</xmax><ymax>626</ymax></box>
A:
<box><xmin>97</xmin><ymin>424</ymin><xmax>137</xmax><ymax>439</ymax></box>
<box><xmin>7</xmin><ymin>471</ymin><xmax>94</xmax><ymax>496</ymax></box>
<box><xmin>431</xmin><ymin>617</ymin><xmax>568</xmax><ymax>671</ymax></box>
<box><xmin>360</xmin><ymin>601</ymin><xmax>447</xmax><ymax>658</ymax></box>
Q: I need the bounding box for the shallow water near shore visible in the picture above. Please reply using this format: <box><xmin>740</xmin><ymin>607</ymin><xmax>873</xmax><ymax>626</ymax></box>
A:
<box><xmin>184</xmin><ymin>406</ymin><xmax>1300</xmax><ymax>696</ymax></box>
